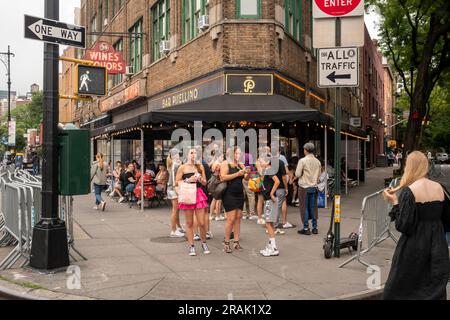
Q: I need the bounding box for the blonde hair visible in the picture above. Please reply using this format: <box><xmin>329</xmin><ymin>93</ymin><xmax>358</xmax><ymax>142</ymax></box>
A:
<box><xmin>390</xmin><ymin>151</ymin><xmax>429</xmax><ymax>193</ymax></box>
<box><xmin>96</xmin><ymin>152</ymin><xmax>104</xmax><ymax>170</ymax></box>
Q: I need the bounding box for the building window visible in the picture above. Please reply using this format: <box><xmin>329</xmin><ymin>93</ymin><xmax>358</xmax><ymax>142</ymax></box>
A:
<box><xmin>129</xmin><ymin>19</ymin><xmax>143</xmax><ymax>73</ymax></box>
<box><xmin>285</xmin><ymin>0</ymin><xmax>302</xmax><ymax>43</ymax></box>
<box><xmin>237</xmin><ymin>0</ymin><xmax>261</xmax><ymax>19</ymax></box>
<box><xmin>90</xmin><ymin>14</ymin><xmax>98</xmax><ymax>46</ymax></box>
<box><xmin>112</xmin><ymin>39</ymin><xmax>124</xmax><ymax>87</ymax></box>
<box><xmin>182</xmin><ymin>0</ymin><xmax>209</xmax><ymax>44</ymax></box>
<box><xmin>152</xmin><ymin>0</ymin><xmax>170</xmax><ymax>62</ymax></box>
<box><xmin>112</xmin><ymin>0</ymin><xmax>124</xmax><ymax>17</ymax></box>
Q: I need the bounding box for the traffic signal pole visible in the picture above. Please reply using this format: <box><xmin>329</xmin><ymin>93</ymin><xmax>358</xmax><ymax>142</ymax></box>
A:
<box><xmin>30</xmin><ymin>0</ymin><xmax>69</xmax><ymax>270</ymax></box>
<box><xmin>333</xmin><ymin>17</ymin><xmax>342</xmax><ymax>258</ymax></box>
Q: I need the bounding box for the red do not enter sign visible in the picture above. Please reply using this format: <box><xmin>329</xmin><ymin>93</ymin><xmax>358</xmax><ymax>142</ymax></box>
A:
<box><xmin>314</xmin><ymin>0</ymin><xmax>363</xmax><ymax>17</ymax></box>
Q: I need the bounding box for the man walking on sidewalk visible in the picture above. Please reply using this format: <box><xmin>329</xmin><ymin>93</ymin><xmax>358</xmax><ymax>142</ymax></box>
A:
<box><xmin>295</xmin><ymin>143</ymin><xmax>321</xmax><ymax>235</ymax></box>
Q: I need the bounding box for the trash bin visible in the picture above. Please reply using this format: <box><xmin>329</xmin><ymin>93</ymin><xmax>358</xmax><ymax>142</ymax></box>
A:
<box><xmin>376</xmin><ymin>154</ymin><xmax>388</xmax><ymax>167</ymax></box>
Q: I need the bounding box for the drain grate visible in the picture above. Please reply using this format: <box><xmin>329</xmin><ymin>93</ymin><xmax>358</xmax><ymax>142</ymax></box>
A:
<box><xmin>150</xmin><ymin>236</ymin><xmax>186</xmax><ymax>243</ymax></box>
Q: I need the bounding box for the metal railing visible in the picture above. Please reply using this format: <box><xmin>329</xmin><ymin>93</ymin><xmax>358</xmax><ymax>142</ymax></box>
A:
<box><xmin>0</xmin><ymin>165</ymin><xmax>86</xmax><ymax>270</ymax></box>
<box><xmin>339</xmin><ymin>178</ymin><xmax>400</xmax><ymax>268</ymax></box>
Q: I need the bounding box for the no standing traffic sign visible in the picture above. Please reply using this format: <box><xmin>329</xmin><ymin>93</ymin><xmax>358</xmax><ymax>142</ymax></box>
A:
<box><xmin>318</xmin><ymin>47</ymin><xmax>359</xmax><ymax>88</ymax></box>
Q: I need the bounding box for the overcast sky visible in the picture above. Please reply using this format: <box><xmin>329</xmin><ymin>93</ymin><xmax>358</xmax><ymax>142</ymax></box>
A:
<box><xmin>0</xmin><ymin>1</ymin><xmax>380</xmax><ymax>95</ymax></box>
<box><xmin>0</xmin><ymin>0</ymin><xmax>80</xmax><ymax>95</ymax></box>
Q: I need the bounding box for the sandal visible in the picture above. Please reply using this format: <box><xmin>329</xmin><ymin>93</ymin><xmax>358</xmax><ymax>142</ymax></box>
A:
<box><xmin>234</xmin><ymin>240</ymin><xmax>243</xmax><ymax>251</ymax></box>
<box><xmin>224</xmin><ymin>241</ymin><xmax>232</xmax><ymax>253</ymax></box>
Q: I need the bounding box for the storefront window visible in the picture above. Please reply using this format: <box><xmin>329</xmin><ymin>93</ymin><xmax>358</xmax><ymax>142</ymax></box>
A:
<box><xmin>237</xmin><ymin>0</ymin><xmax>261</xmax><ymax>19</ymax></box>
<box><xmin>182</xmin><ymin>0</ymin><xmax>209</xmax><ymax>44</ymax></box>
<box><xmin>129</xmin><ymin>19</ymin><xmax>143</xmax><ymax>73</ymax></box>
<box><xmin>285</xmin><ymin>0</ymin><xmax>302</xmax><ymax>44</ymax></box>
<box><xmin>152</xmin><ymin>0</ymin><xmax>171</xmax><ymax>62</ymax></box>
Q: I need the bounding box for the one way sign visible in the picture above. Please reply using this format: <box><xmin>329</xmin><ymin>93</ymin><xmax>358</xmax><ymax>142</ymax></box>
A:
<box><xmin>24</xmin><ymin>15</ymin><xmax>85</xmax><ymax>48</ymax></box>
<box><xmin>318</xmin><ymin>47</ymin><xmax>359</xmax><ymax>88</ymax></box>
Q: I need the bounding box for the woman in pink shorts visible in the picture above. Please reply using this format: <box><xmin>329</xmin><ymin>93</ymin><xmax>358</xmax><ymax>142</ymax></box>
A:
<box><xmin>175</xmin><ymin>148</ymin><xmax>209</xmax><ymax>256</ymax></box>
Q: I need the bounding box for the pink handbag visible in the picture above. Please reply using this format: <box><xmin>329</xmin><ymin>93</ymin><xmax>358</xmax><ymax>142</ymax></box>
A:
<box><xmin>177</xmin><ymin>182</ymin><xmax>197</xmax><ymax>205</ymax></box>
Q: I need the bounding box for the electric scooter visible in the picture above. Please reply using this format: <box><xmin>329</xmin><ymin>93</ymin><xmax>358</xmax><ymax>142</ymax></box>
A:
<box><xmin>323</xmin><ymin>195</ymin><xmax>358</xmax><ymax>259</ymax></box>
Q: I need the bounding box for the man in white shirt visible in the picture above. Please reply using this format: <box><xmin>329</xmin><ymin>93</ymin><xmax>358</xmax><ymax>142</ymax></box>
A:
<box><xmin>295</xmin><ymin>143</ymin><xmax>321</xmax><ymax>235</ymax></box>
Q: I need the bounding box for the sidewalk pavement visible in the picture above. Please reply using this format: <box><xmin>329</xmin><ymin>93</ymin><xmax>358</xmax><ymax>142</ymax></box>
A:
<box><xmin>0</xmin><ymin>166</ymin><xmax>448</xmax><ymax>300</ymax></box>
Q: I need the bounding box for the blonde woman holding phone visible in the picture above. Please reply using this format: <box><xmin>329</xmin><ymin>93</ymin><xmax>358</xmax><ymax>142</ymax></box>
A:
<box><xmin>221</xmin><ymin>146</ymin><xmax>250</xmax><ymax>253</ymax></box>
<box><xmin>383</xmin><ymin>151</ymin><xmax>450</xmax><ymax>300</ymax></box>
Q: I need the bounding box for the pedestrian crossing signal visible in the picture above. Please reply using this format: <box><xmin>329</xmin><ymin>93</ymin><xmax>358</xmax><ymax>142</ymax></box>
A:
<box><xmin>77</xmin><ymin>65</ymin><xmax>107</xmax><ymax>96</ymax></box>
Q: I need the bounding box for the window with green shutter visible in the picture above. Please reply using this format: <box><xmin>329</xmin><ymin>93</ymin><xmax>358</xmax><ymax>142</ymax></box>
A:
<box><xmin>152</xmin><ymin>0</ymin><xmax>171</xmax><ymax>62</ymax></box>
<box><xmin>129</xmin><ymin>19</ymin><xmax>143</xmax><ymax>73</ymax></box>
<box><xmin>285</xmin><ymin>0</ymin><xmax>302</xmax><ymax>44</ymax></box>
<box><xmin>236</xmin><ymin>0</ymin><xmax>261</xmax><ymax>19</ymax></box>
<box><xmin>112</xmin><ymin>39</ymin><xmax>124</xmax><ymax>87</ymax></box>
<box><xmin>182</xmin><ymin>0</ymin><xmax>209</xmax><ymax>44</ymax></box>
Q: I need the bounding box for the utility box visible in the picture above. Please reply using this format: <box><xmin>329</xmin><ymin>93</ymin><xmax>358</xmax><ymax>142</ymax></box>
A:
<box><xmin>59</xmin><ymin>128</ymin><xmax>90</xmax><ymax>195</ymax></box>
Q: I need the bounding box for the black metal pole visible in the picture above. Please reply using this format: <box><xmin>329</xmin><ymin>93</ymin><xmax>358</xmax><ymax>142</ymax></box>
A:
<box><xmin>7</xmin><ymin>45</ymin><xmax>11</xmax><ymax>123</ymax></box>
<box><xmin>333</xmin><ymin>17</ymin><xmax>342</xmax><ymax>258</ymax></box>
<box><xmin>30</xmin><ymin>0</ymin><xmax>69</xmax><ymax>271</ymax></box>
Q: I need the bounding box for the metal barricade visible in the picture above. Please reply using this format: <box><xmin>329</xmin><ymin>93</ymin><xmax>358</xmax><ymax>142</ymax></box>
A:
<box><xmin>0</xmin><ymin>169</ymin><xmax>43</xmax><ymax>269</ymax></box>
<box><xmin>0</xmin><ymin>168</ymin><xmax>85</xmax><ymax>269</ymax></box>
<box><xmin>339</xmin><ymin>179</ymin><xmax>400</xmax><ymax>268</ymax></box>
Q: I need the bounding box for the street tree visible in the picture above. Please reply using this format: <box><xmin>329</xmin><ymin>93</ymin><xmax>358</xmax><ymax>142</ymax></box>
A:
<box><xmin>368</xmin><ymin>0</ymin><xmax>450</xmax><ymax>156</ymax></box>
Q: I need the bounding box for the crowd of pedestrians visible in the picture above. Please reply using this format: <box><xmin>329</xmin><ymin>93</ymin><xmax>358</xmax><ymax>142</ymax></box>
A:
<box><xmin>90</xmin><ymin>142</ymin><xmax>326</xmax><ymax>257</ymax></box>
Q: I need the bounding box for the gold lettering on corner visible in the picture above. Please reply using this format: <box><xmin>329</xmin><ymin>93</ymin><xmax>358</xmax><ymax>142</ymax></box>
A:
<box><xmin>243</xmin><ymin>77</ymin><xmax>256</xmax><ymax>93</ymax></box>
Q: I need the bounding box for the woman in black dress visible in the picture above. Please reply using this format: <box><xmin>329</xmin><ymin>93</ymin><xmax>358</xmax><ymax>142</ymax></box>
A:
<box><xmin>221</xmin><ymin>146</ymin><xmax>250</xmax><ymax>253</ymax></box>
<box><xmin>383</xmin><ymin>151</ymin><xmax>450</xmax><ymax>299</ymax></box>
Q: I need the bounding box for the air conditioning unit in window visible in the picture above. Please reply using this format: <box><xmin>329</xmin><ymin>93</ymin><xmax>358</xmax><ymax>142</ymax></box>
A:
<box><xmin>125</xmin><ymin>66</ymin><xmax>134</xmax><ymax>76</ymax></box>
<box><xmin>159</xmin><ymin>40</ymin><xmax>170</xmax><ymax>54</ymax></box>
<box><xmin>198</xmin><ymin>15</ymin><xmax>209</xmax><ymax>30</ymax></box>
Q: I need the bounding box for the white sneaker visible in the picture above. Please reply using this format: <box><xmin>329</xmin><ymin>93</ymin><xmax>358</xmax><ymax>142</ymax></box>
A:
<box><xmin>189</xmin><ymin>246</ymin><xmax>196</xmax><ymax>256</ymax></box>
<box><xmin>194</xmin><ymin>234</ymin><xmax>200</xmax><ymax>241</ymax></box>
<box><xmin>257</xmin><ymin>218</ymin><xmax>266</xmax><ymax>225</ymax></box>
<box><xmin>283</xmin><ymin>222</ymin><xmax>294</xmax><ymax>229</ymax></box>
<box><xmin>206</xmin><ymin>231</ymin><xmax>213</xmax><ymax>240</ymax></box>
<box><xmin>109</xmin><ymin>191</ymin><xmax>115</xmax><ymax>197</ymax></box>
<box><xmin>201</xmin><ymin>242</ymin><xmax>211</xmax><ymax>254</ymax></box>
<box><xmin>260</xmin><ymin>244</ymin><xmax>279</xmax><ymax>257</ymax></box>
<box><xmin>248</xmin><ymin>215</ymin><xmax>258</xmax><ymax>220</ymax></box>
<box><xmin>118</xmin><ymin>197</ymin><xmax>125</xmax><ymax>203</ymax></box>
<box><xmin>275</xmin><ymin>228</ymin><xmax>285</xmax><ymax>235</ymax></box>
<box><xmin>216</xmin><ymin>215</ymin><xmax>225</xmax><ymax>221</ymax></box>
<box><xmin>170</xmin><ymin>229</ymin><xmax>185</xmax><ymax>238</ymax></box>
<box><xmin>242</xmin><ymin>215</ymin><xmax>248</xmax><ymax>220</ymax></box>
<box><xmin>177</xmin><ymin>227</ymin><xmax>186</xmax><ymax>234</ymax></box>
<box><xmin>93</xmin><ymin>205</ymin><xmax>98</xmax><ymax>210</ymax></box>
<box><xmin>209</xmin><ymin>215</ymin><xmax>214</xmax><ymax>221</ymax></box>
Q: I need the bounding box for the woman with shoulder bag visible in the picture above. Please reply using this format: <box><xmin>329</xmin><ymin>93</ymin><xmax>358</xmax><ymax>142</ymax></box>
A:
<box><xmin>221</xmin><ymin>146</ymin><xmax>250</xmax><ymax>253</ymax></box>
<box><xmin>176</xmin><ymin>147</ymin><xmax>209</xmax><ymax>256</ymax></box>
<box><xmin>167</xmin><ymin>149</ymin><xmax>185</xmax><ymax>238</ymax></box>
<box><xmin>91</xmin><ymin>152</ymin><xmax>109</xmax><ymax>211</ymax></box>
<box><xmin>209</xmin><ymin>153</ymin><xmax>225</xmax><ymax>221</ymax></box>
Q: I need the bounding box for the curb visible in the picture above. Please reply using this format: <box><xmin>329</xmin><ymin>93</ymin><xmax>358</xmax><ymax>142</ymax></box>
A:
<box><xmin>328</xmin><ymin>286</ymin><xmax>384</xmax><ymax>300</ymax></box>
<box><xmin>0</xmin><ymin>285</ymin><xmax>46</xmax><ymax>300</ymax></box>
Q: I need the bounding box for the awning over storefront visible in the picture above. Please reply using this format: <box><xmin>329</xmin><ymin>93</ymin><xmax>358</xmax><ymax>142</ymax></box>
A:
<box><xmin>151</xmin><ymin>94</ymin><xmax>326</xmax><ymax>123</ymax></box>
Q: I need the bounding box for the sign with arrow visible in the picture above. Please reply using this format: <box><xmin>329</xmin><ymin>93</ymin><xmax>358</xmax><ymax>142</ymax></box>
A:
<box><xmin>24</xmin><ymin>14</ymin><xmax>85</xmax><ymax>48</ymax></box>
<box><xmin>318</xmin><ymin>47</ymin><xmax>359</xmax><ymax>88</ymax></box>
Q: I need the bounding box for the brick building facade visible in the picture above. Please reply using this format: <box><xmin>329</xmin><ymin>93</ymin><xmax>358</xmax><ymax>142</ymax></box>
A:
<box><xmin>361</xmin><ymin>26</ymin><xmax>385</xmax><ymax>167</ymax></box>
<box><xmin>70</xmin><ymin>0</ymin><xmax>367</xmax><ymax>175</ymax></box>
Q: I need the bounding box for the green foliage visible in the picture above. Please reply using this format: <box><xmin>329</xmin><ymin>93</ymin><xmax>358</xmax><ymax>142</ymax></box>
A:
<box><xmin>0</xmin><ymin>92</ymin><xmax>43</xmax><ymax>152</ymax></box>
<box><xmin>367</xmin><ymin>0</ymin><xmax>450</xmax><ymax>151</ymax></box>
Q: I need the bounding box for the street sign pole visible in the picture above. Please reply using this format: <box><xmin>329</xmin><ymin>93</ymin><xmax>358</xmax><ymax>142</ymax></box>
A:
<box><xmin>30</xmin><ymin>0</ymin><xmax>69</xmax><ymax>271</ymax></box>
<box><xmin>333</xmin><ymin>17</ymin><xmax>342</xmax><ymax>258</ymax></box>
